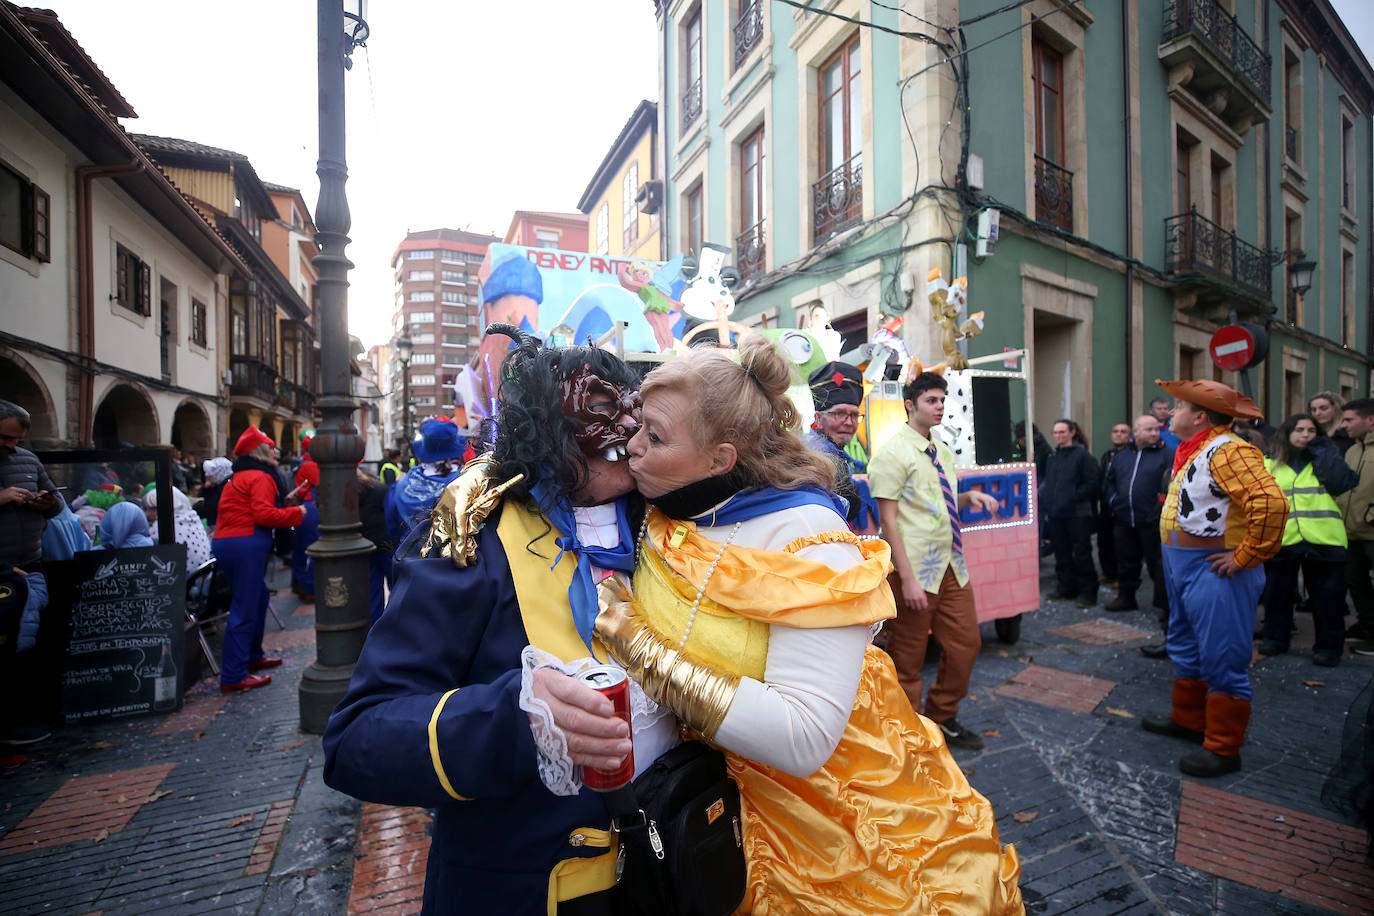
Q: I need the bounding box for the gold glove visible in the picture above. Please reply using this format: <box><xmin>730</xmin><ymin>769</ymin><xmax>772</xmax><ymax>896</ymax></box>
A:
<box><xmin>595</xmin><ymin>577</ymin><xmax>740</xmax><ymax>739</ymax></box>
<box><xmin>422</xmin><ymin>456</ymin><xmax>524</xmax><ymax>566</ymax></box>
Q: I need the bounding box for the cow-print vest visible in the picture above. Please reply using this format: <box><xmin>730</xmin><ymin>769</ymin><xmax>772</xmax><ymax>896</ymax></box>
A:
<box><xmin>1176</xmin><ymin>433</ymin><xmax>1236</xmax><ymax>537</ymax></box>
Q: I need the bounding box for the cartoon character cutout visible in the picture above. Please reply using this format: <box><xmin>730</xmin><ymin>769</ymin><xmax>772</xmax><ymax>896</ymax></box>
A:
<box><xmin>926</xmin><ymin>268</ymin><xmax>985</xmax><ymax>371</ymax></box>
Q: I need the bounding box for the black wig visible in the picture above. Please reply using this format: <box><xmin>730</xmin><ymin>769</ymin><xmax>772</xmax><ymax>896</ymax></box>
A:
<box><xmin>486</xmin><ymin>324</ymin><xmax>640</xmax><ymax>503</ymax></box>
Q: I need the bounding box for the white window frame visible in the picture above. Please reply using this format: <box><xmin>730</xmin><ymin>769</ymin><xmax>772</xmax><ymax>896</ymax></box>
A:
<box><xmin>596</xmin><ymin>202</ymin><xmax>610</xmax><ymax>255</ymax></box>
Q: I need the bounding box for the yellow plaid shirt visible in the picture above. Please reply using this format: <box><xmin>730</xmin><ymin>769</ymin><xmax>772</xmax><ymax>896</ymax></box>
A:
<box><xmin>1160</xmin><ymin>426</ymin><xmax>1287</xmax><ymax>568</ymax></box>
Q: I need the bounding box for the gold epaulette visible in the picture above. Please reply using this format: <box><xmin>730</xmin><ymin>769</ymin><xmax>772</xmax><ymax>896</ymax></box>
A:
<box><xmin>421</xmin><ymin>454</ymin><xmax>525</xmax><ymax>567</ymax></box>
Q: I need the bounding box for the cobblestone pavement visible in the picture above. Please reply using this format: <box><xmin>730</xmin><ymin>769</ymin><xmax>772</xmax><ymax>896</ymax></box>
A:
<box><xmin>1</xmin><ymin>561</ymin><xmax>1371</xmax><ymax>914</ymax></box>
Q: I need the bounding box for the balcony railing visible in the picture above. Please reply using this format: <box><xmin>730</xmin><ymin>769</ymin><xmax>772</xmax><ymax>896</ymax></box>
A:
<box><xmin>1162</xmin><ymin>0</ymin><xmax>1270</xmax><ymax>104</ymax></box>
<box><xmin>734</xmin><ymin>0</ymin><xmax>764</xmax><ymax>70</ymax></box>
<box><xmin>681</xmin><ymin>77</ymin><xmax>702</xmax><ymax>132</ymax></box>
<box><xmin>230</xmin><ymin>355</ymin><xmax>277</xmax><ymax>404</ymax></box>
<box><xmin>1034</xmin><ymin>155</ymin><xmax>1073</xmax><ymax>231</ymax></box>
<box><xmin>1164</xmin><ymin>208</ymin><xmax>1272</xmax><ymax>302</ymax></box>
<box><xmin>293</xmin><ymin>384</ymin><xmax>315</xmax><ymax>418</ymax></box>
<box><xmin>813</xmin><ymin>154</ymin><xmax>863</xmax><ymax>244</ymax></box>
<box><xmin>1285</xmin><ymin>125</ymin><xmax>1299</xmax><ymax>163</ymax></box>
<box><xmin>736</xmin><ymin>220</ymin><xmax>766</xmax><ymax>283</ymax></box>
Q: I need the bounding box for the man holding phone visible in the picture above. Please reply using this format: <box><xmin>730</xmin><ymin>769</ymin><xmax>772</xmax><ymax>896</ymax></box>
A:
<box><xmin>0</xmin><ymin>400</ymin><xmax>60</xmax><ymax>568</ymax></box>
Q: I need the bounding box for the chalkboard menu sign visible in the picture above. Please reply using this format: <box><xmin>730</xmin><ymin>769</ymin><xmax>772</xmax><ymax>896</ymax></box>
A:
<box><xmin>46</xmin><ymin>544</ymin><xmax>186</xmax><ymax>723</ymax></box>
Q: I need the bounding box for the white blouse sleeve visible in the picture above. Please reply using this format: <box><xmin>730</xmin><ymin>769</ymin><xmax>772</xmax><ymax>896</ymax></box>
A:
<box><xmin>711</xmin><ymin>623</ymin><xmax>869</xmax><ymax>777</ymax></box>
<box><xmin>700</xmin><ymin>501</ymin><xmax>871</xmax><ymax>777</ymax></box>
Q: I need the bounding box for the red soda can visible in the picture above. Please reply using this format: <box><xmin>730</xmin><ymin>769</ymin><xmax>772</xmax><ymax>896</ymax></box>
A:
<box><xmin>578</xmin><ymin>665</ymin><xmax>634</xmax><ymax>791</ymax></box>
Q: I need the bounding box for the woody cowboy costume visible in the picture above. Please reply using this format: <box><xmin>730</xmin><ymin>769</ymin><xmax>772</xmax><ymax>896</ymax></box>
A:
<box><xmin>1141</xmin><ymin>379</ymin><xmax>1288</xmax><ymax>777</ymax></box>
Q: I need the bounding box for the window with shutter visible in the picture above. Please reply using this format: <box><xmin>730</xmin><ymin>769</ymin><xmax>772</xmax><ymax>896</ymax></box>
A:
<box><xmin>0</xmin><ymin>161</ymin><xmax>51</xmax><ymax>262</ymax></box>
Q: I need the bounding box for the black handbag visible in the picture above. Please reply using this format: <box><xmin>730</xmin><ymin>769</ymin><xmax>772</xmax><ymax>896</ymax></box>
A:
<box><xmin>604</xmin><ymin>741</ymin><xmax>747</xmax><ymax>916</ymax></box>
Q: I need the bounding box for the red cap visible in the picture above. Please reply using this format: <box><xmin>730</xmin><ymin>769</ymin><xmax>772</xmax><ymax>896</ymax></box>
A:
<box><xmin>233</xmin><ymin>425</ymin><xmax>276</xmax><ymax>457</ymax></box>
<box><xmin>295</xmin><ymin>460</ymin><xmax>320</xmax><ymax>489</ymax></box>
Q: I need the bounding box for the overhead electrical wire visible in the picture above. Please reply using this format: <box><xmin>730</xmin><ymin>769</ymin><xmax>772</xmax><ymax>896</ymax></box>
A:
<box><xmin>748</xmin><ymin>0</ymin><xmax>1087</xmax><ymax>306</ymax></box>
<box><xmin>770</xmin><ymin>0</ymin><xmax>952</xmax><ymax>49</ymax></box>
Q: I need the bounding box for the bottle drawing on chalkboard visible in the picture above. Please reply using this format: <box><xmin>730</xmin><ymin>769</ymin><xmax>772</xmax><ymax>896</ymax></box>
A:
<box><xmin>152</xmin><ymin>640</ymin><xmax>177</xmax><ymax>712</ymax></box>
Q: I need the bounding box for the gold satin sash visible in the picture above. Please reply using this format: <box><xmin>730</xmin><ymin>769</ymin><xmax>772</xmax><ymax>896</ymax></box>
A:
<box><xmin>496</xmin><ymin>501</ymin><xmax>608</xmax><ymax>664</ymax></box>
<box><xmin>644</xmin><ymin>510</ymin><xmax>896</xmax><ymax>629</ymax></box>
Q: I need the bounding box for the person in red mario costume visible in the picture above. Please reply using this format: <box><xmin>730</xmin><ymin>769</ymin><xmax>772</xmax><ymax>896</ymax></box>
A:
<box><xmin>213</xmin><ymin>425</ymin><xmax>307</xmax><ymax>693</ymax></box>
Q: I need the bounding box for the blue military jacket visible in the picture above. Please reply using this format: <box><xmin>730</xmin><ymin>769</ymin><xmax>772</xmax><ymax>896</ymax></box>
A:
<box><xmin>322</xmin><ymin>504</ymin><xmax>616</xmax><ymax>914</ymax></box>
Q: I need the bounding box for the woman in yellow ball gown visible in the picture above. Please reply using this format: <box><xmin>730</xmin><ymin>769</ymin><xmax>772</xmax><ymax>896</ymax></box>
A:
<box><xmin>596</xmin><ymin>333</ymin><xmax>1022</xmax><ymax>915</ymax></box>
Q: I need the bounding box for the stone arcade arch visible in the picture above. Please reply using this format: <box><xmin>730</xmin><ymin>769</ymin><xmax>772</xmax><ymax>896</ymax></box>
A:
<box><xmin>171</xmin><ymin>399</ymin><xmax>214</xmax><ymax>458</ymax></box>
<box><xmin>228</xmin><ymin>408</ymin><xmax>251</xmax><ymax>454</ymax></box>
<box><xmin>0</xmin><ymin>349</ymin><xmax>58</xmax><ymax>445</ymax></box>
<box><xmin>93</xmin><ymin>382</ymin><xmax>160</xmax><ymax>447</ymax></box>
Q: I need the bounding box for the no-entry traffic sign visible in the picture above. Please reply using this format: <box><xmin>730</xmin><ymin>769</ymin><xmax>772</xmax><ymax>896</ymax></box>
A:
<box><xmin>1210</xmin><ymin>323</ymin><xmax>1268</xmax><ymax>371</ymax></box>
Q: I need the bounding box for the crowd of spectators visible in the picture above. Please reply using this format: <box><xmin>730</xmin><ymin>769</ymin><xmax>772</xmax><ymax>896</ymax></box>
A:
<box><xmin>1046</xmin><ymin>388</ymin><xmax>1374</xmax><ymax>664</ymax></box>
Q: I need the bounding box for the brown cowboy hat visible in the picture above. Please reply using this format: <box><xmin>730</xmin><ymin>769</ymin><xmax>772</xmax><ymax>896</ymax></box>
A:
<box><xmin>1154</xmin><ymin>378</ymin><xmax>1263</xmax><ymax>420</ymax></box>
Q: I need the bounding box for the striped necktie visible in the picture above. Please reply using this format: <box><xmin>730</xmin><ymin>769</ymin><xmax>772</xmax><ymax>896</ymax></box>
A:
<box><xmin>926</xmin><ymin>443</ymin><xmax>962</xmax><ymax>555</ymax></box>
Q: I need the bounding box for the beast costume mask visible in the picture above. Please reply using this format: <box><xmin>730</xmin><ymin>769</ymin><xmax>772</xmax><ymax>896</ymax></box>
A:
<box><xmin>560</xmin><ymin>369</ymin><xmax>641</xmax><ymax>461</ymax></box>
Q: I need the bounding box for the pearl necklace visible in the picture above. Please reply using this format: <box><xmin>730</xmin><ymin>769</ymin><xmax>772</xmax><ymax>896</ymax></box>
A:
<box><xmin>638</xmin><ymin>511</ymin><xmax>743</xmax><ymax>651</ymax></box>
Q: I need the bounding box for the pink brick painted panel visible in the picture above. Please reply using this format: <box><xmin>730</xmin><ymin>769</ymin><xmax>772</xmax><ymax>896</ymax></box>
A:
<box><xmin>957</xmin><ymin>465</ymin><xmax>1040</xmax><ymax>622</ymax></box>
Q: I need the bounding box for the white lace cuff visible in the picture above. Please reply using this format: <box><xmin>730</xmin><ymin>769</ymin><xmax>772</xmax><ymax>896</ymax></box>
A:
<box><xmin>520</xmin><ymin>646</ymin><xmax>591</xmax><ymax>797</ymax></box>
<box><xmin>519</xmin><ymin>646</ymin><xmax>677</xmax><ymax>796</ymax></box>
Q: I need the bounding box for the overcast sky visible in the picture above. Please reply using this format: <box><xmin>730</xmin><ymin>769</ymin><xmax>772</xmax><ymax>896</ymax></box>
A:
<box><xmin>41</xmin><ymin>0</ymin><xmax>661</xmax><ymax>349</ymax></box>
<box><xmin>38</xmin><ymin>0</ymin><xmax>1374</xmax><ymax>349</ymax></box>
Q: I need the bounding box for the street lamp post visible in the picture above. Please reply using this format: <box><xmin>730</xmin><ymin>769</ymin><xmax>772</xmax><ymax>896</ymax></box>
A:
<box><xmin>395</xmin><ymin>329</ymin><xmax>413</xmax><ymax>454</ymax></box>
<box><xmin>299</xmin><ymin>0</ymin><xmax>374</xmax><ymax>734</ymax></box>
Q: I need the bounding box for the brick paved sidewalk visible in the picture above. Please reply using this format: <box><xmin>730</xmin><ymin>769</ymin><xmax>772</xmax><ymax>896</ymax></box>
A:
<box><xmin>2</xmin><ymin>561</ymin><xmax>1372</xmax><ymax>914</ymax></box>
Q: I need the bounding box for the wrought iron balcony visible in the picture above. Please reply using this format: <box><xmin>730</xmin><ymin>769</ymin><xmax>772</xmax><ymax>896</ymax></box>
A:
<box><xmin>1285</xmin><ymin>125</ymin><xmax>1299</xmax><ymax>162</ymax></box>
<box><xmin>736</xmin><ymin>220</ymin><xmax>765</xmax><ymax>283</ymax></box>
<box><xmin>681</xmin><ymin>77</ymin><xmax>702</xmax><ymax>133</ymax></box>
<box><xmin>229</xmin><ymin>355</ymin><xmax>278</xmax><ymax>405</ymax></box>
<box><xmin>813</xmin><ymin>154</ymin><xmax>863</xmax><ymax>244</ymax></box>
<box><xmin>272</xmin><ymin>377</ymin><xmax>295</xmax><ymax>410</ymax></box>
<box><xmin>1160</xmin><ymin>0</ymin><xmax>1270</xmax><ymax>124</ymax></box>
<box><xmin>734</xmin><ymin>0</ymin><xmax>763</xmax><ymax>70</ymax></box>
<box><xmin>1034</xmin><ymin>155</ymin><xmax>1073</xmax><ymax>231</ymax></box>
<box><xmin>294</xmin><ymin>384</ymin><xmax>316</xmax><ymax>418</ymax></box>
<box><xmin>1164</xmin><ymin>208</ymin><xmax>1272</xmax><ymax>303</ymax></box>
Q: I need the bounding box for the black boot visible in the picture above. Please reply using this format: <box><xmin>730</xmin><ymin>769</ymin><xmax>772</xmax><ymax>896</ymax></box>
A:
<box><xmin>1179</xmin><ymin>750</ymin><xmax>1241</xmax><ymax>777</ymax></box>
<box><xmin>1141</xmin><ymin>716</ymin><xmax>1203</xmax><ymax>743</ymax></box>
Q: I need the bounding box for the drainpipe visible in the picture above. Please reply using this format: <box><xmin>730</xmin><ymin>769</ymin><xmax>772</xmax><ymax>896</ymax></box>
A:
<box><xmin>660</xmin><ymin>4</ymin><xmax>671</xmax><ymax>262</ymax></box>
<box><xmin>1261</xmin><ymin>0</ymin><xmax>1273</xmax><ymax>415</ymax></box>
<box><xmin>1122</xmin><ymin>0</ymin><xmax>1134</xmax><ymax>421</ymax></box>
<box><xmin>75</xmin><ymin>161</ymin><xmax>143</xmax><ymax>445</ymax></box>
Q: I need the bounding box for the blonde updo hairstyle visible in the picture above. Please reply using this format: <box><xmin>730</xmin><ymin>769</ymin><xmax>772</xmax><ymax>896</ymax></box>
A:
<box><xmin>640</xmin><ymin>332</ymin><xmax>837</xmax><ymax>492</ymax></box>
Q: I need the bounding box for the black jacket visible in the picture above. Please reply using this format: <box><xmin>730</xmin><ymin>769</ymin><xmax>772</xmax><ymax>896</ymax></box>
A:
<box><xmin>358</xmin><ymin>476</ymin><xmax>393</xmax><ymax>553</ymax></box>
<box><xmin>0</xmin><ymin>447</ymin><xmax>60</xmax><ymax>567</ymax></box>
<box><xmin>1283</xmin><ymin>436</ymin><xmax>1360</xmax><ymax>497</ymax></box>
<box><xmin>1042</xmin><ymin>443</ymin><xmax>1100</xmax><ymax>519</ymax></box>
<box><xmin>1104</xmin><ymin>441</ymin><xmax>1175</xmax><ymax>527</ymax></box>
<box><xmin>1098</xmin><ymin>445</ymin><xmax>1128</xmax><ymax>514</ymax></box>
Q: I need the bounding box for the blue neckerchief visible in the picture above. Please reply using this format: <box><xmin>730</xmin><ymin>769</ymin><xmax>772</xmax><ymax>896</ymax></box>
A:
<box><xmin>686</xmin><ymin>484</ymin><xmax>850</xmax><ymax>526</ymax></box>
<box><xmin>529</xmin><ymin>473</ymin><xmax>636</xmax><ymax>652</ymax></box>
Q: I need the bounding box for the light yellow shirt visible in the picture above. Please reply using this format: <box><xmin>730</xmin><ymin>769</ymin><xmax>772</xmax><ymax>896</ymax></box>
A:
<box><xmin>868</xmin><ymin>424</ymin><xmax>969</xmax><ymax>591</ymax></box>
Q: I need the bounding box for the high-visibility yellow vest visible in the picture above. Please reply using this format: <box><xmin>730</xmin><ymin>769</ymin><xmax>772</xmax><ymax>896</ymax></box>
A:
<box><xmin>1265</xmin><ymin>458</ymin><xmax>1348</xmax><ymax>549</ymax></box>
<box><xmin>379</xmin><ymin>461</ymin><xmax>402</xmax><ymax>486</ymax></box>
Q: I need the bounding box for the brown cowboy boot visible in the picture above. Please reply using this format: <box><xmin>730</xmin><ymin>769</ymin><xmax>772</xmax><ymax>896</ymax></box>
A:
<box><xmin>1179</xmin><ymin>693</ymin><xmax>1250</xmax><ymax>777</ymax></box>
<box><xmin>1142</xmin><ymin>677</ymin><xmax>1206</xmax><ymax>743</ymax></box>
